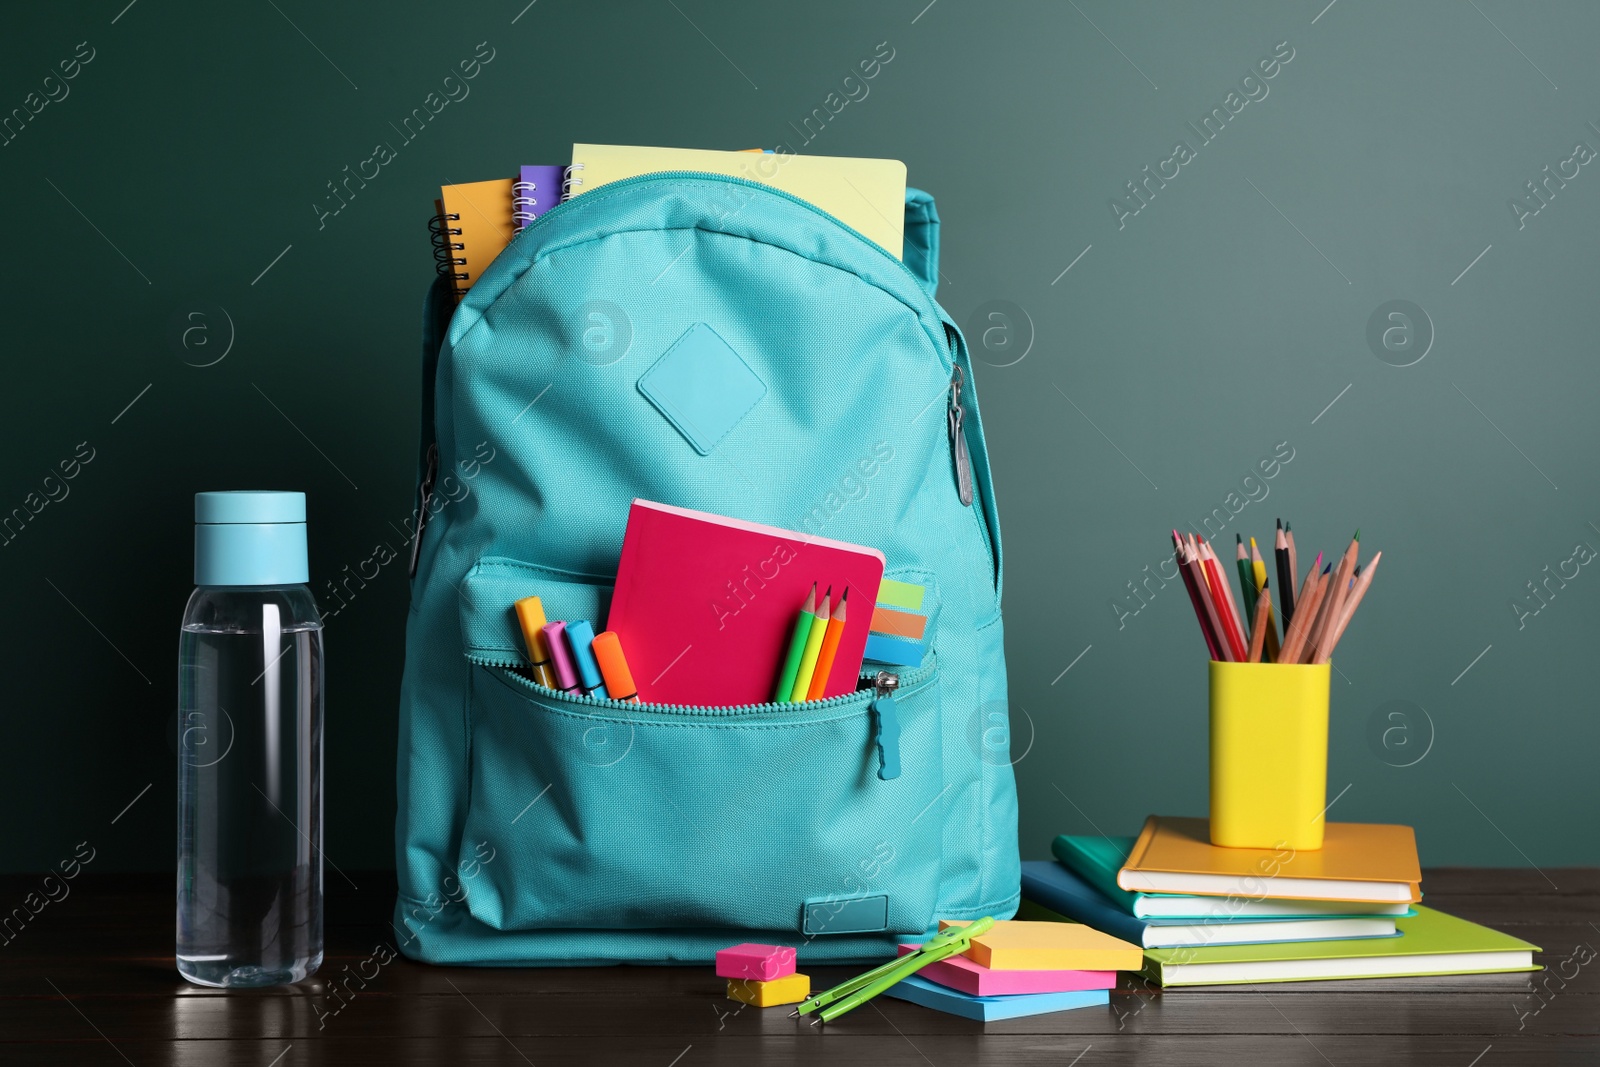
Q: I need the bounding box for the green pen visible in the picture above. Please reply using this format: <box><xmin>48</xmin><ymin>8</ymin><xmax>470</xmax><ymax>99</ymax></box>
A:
<box><xmin>791</xmin><ymin>916</ymin><xmax>997</xmax><ymax>1022</ymax></box>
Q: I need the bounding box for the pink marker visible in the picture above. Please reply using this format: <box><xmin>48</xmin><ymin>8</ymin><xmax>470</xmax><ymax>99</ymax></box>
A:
<box><xmin>542</xmin><ymin>621</ymin><xmax>579</xmax><ymax>693</ymax></box>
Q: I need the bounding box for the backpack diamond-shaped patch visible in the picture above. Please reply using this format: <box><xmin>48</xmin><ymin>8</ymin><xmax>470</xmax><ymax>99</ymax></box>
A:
<box><xmin>637</xmin><ymin>323</ymin><xmax>766</xmax><ymax>456</ymax></box>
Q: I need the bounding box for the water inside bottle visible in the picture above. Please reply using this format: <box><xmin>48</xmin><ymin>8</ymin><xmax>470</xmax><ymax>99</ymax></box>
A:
<box><xmin>177</xmin><ymin>618</ymin><xmax>323</xmax><ymax>987</ymax></box>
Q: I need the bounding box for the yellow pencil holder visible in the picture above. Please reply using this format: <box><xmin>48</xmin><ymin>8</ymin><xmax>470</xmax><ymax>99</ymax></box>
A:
<box><xmin>1208</xmin><ymin>660</ymin><xmax>1331</xmax><ymax>852</ymax></box>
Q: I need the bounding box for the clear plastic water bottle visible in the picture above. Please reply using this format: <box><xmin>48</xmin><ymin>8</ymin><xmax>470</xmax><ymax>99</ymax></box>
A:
<box><xmin>177</xmin><ymin>491</ymin><xmax>324</xmax><ymax>987</ymax></box>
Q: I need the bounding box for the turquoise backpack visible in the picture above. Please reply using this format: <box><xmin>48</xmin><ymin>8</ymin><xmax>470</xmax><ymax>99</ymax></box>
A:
<box><xmin>395</xmin><ymin>173</ymin><xmax>1018</xmax><ymax>964</ymax></box>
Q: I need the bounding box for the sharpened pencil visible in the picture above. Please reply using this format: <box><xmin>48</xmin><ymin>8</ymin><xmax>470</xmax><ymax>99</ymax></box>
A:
<box><xmin>1199</xmin><ymin>537</ymin><xmax>1249</xmax><ymax>661</ymax></box>
<box><xmin>1236</xmin><ymin>534</ymin><xmax>1259</xmax><ymax>623</ymax></box>
<box><xmin>1174</xmin><ymin>531</ymin><xmax>1223</xmax><ymax>660</ymax></box>
<box><xmin>1184</xmin><ymin>537</ymin><xmax>1234</xmax><ymax>661</ymax></box>
<box><xmin>1316</xmin><ymin>551</ymin><xmax>1380</xmax><ymax>663</ymax></box>
<box><xmin>1278</xmin><ymin>553</ymin><xmax>1325</xmax><ymax>663</ymax></box>
<box><xmin>1307</xmin><ymin>531</ymin><xmax>1360</xmax><ymax>664</ymax></box>
<box><xmin>1249</xmin><ymin>537</ymin><xmax>1280</xmax><ymax>661</ymax></box>
<box><xmin>1247</xmin><ymin>584</ymin><xmax>1273</xmax><ymax>663</ymax></box>
<box><xmin>1275</xmin><ymin>521</ymin><xmax>1296</xmax><ymax>629</ymax></box>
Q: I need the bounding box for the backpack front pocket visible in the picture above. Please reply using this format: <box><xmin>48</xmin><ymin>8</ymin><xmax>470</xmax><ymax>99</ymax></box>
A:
<box><xmin>457</xmin><ymin>659</ymin><xmax>944</xmax><ymax>936</ymax></box>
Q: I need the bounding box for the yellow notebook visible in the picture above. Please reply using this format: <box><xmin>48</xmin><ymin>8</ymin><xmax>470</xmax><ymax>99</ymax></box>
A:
<box><xmin>567</xmin><ymin>144</ymin><xmax>907</xmax><ymax>258</ymax></box>
<box><xmin>1117</xmin><ymin>816</ymin><xmax>1423</xmax><ymax>903</ymax></box>
<box><xmin>439</xmin><ymin>179</ymin><xmax>515</xmax><ymax>298</ymax></box>
<box><xmin>939</xmin><ymin>919</ymin><xmax>1144</xmax><ymax>972</ymax></box>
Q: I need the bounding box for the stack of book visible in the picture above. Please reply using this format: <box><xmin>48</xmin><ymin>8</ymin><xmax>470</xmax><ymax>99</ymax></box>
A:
<box><xmin>882</xmin><ymin>919</ymin><xmax>1144</xmax><ymax>1020</ymax></box>
<box><xmin>1021</xmin><ymin>816</ymin><xmax>1540</xmax><ymax>987</ymax></box>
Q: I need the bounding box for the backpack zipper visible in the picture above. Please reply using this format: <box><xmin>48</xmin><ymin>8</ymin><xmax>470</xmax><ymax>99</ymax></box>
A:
<box><xmin>870</xmin><ymin>671</ymin><xmax>902</xmax><ymax>780</ymax></box>
<box><xmin>948</xmin><ymin>365</ymin><xmax>974</xmax><ymax>507</ymax></box>
<box><xmin>473</xmin><ymin>650</ymin><xmax>934</xmax><ymax>720</ymax></box>
<box><xmin>408</xmin><ymin>442</ymin><xmax>439</xmax><ymax>579</ymax></box>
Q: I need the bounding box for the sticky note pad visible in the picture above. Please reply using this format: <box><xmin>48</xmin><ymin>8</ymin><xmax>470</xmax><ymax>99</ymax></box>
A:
<box><xmin>940</xmin><ymin>919</ymin><xmax>1143</xmax><ymax>972</ymax></box>
<box><xmin>863</xmin><ymin>633</ymin><xmax>924</xmax><ymax>666</ymax></box>
<box><xmin>897</xmin><ymin>944</ymin><xmax>1116</xmax><ymax>997</ymax></box>
<box><xmin>726</xmin><ymin>972</ymin><xmax>810</xmax><ymax>1007</ymax></box>
<box><xmin>870</xmin><ymin>605</ymin><xmax>927</xmax><ymax>640</ymax></box>
<box><xmin>883</xmin><ymin>973</ymin><xmax>1109</xmax><ymax>1021</ymax></box>
<box><xmin>877</xmin><ymin>578</ymin><xmax>925</xmax><ymax>611</ymax></box>
<box><xmin>715</xmin><ymin>942</ymin><xmax>796</xmax><ymax>981</ymax></box>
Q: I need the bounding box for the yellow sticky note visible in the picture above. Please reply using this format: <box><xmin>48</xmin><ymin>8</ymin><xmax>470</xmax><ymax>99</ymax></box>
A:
<box><xmin>726</xmin><ymin>972</ymin><xmax>810</xmax><ymax>1007</ymax></box>
<box><xmin>939</xmin><ymin>919</ymin><xmax>1143</xmax><ymax>972</ymax></box>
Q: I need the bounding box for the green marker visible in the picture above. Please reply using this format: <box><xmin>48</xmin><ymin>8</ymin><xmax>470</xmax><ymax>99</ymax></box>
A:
<box><xmin>772</xmin><ymin>583</ymin><xmax>817</xmax><ymax>703</ymax></box>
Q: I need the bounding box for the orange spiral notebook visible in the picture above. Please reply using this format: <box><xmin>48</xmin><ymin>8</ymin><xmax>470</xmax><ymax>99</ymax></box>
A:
<box><xmin>605</xmin><ymin>500</ymin><xmax>885</xmax><ymax>706</ymax></box>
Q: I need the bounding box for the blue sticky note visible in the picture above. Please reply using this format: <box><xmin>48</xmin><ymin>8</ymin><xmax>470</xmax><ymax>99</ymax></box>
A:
<box><xmin>637</xmin><ymin>323</ymin><xmax>766</xmax><ymax>455</ymax></box>
<box><xmin>884</xmin><ymin>974</ymin><xmax>1110</xmax><ymax>1021</ymax></box>
<box><xmin>863</xmin><ymin>633</ymin><xmax>925</xmax><ymax>667</ymax></box>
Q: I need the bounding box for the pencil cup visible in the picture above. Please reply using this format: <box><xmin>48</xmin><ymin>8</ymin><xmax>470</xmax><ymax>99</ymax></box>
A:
<box><xmin>1208</xmin><ymin>660</ymin><xmax>1330</xmax><ymax>851</ymax></box>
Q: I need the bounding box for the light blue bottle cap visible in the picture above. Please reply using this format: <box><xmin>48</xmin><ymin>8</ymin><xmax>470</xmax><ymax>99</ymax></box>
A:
<box><xmin>194</xmin><ymin>491</ymin><xmax>309</xmax><ymax>586</ymax></box>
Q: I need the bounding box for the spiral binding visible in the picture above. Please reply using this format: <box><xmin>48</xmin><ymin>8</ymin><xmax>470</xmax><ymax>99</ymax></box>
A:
<box><xmin>428</xmin><ymin>209</ymin><xmax>466</xmax><ymax>281</ymax></box>
<box><xmin>512</xmin><ymin>180</ymin><xmax>537</xmax><ymax>234</ymax></box>
<box><xmin>561</xmin><ymin>162</ymin><xmax>583</xmax><ymax>198</ymax></box>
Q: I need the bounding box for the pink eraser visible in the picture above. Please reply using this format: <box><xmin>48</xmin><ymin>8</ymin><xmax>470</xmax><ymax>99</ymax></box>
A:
<box><xmin>896</xmin><ymin>943</ymin><xmax>1117</xmax><ymax>997</ymax></box>
<box><xmin>715</xmin><ymin>943</ymin><xmax>797</xmax><ymax>981</ymax></box>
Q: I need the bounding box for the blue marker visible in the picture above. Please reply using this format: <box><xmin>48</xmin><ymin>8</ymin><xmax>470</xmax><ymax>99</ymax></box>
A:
<box><xmin>564</xmin><ymin>620</ymin><xmax>610</xmax><ymax>700</ymax></box>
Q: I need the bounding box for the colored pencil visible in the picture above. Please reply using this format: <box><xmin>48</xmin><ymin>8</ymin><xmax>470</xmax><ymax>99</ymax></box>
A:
<box><xmin>805</xmin><ymin>589</ymin><xmax>848</xmax><ymax>700</ymax></box>
<box><xmin>1284</xmin><ymin>521</ymin><xmax>1299</xmax><ymax>611</ymax></box>
<box><xmin>788</xmin><ymin>586</ymin><xmax>832</xmax><ymax>702</ymax></box>
<box><xmin>1235</xmin><ymin>535</ymin><xmax>1258</xmax><ymax>623</ymax></box>
<box><xmin>1249</xmin><ymin>537</ymin><xmax>1281</xmax><ymax>662</ymax></box>
<box><xmin>1274</xmin><ymin>522</ymin><xmax>1296</xmax><ymax>628</ymax></box>
<box><xmin>1200</xmin><ymin>538</ymin><xmax>1248</xmax><ymax>661</ymax></box>
<box><xmin>1174</xmin><ymin>531</ymin><xmax>1222</xmax><ymax>660</ymax></box>
<box><xmin>1278</xmin><ymin>553</ymin><xmax>1325</xmax><ymax>663</ymax></box>
<box><xmin>773</xmin><ymin>583</ymin><xmax>817</xmax><ymax>702</ymax></box>
<box><xmin>1307</xmin><ymin>531</ymin><xmax>1360</xmax><ymax>664</ymax></box>
<box><xmin>1247</xmin><ymin>584</ymin><xmax>1273</xmax><ymax>663</ymax></box>
<box><xmin>1316</xmin><ymin>551</ymin><xmax>1381</xmax><ymax>663</ymax></box>
<box><xmin>1183</xmin><ymin>536</ymin><xmax>1233</xmax><ymax>661</ymax></box>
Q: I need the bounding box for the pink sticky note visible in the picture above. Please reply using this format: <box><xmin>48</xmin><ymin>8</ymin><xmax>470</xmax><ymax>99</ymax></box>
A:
<box><xmin>715</xmin><ymin>943</ymin><xmax>797</xmax><ymax>981</ymax></box>
<box><xmin>897</xmin><ymin>943</ymin><xmax>1117</xmax><ymax>997</ymax></box>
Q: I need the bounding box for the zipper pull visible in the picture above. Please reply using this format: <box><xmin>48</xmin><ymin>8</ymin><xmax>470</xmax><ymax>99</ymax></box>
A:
<box><xmin>870</xmin><ymin>671</ymin><xmax>901</xmax><ymax>781</ymax></box>
<box><xmin>948</xmin><ymin>366</ymin><xmax>974</xmax><ymax>507</ymax></box>
<box><xmin>408</xmin><ymin>442</ymin><xmax>440</xmax><ymax>579</ymax></box>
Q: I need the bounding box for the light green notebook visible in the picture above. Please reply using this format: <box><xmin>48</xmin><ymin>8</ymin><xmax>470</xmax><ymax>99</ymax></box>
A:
<box><xmin>1144</xmin><ymin>905</ymin><xmax>1539</xmax><ymax>987</ymax></box>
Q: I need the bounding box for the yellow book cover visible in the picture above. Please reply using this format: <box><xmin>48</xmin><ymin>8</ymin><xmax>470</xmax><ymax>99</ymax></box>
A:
<box><xmin>1119</xmin><ymin>816</ymin><xmax>1423</xmax><ymax>903</ymax></box>
<box><xmin>567</xmin><ymin>144</ymin><xmax>907</xmax><ymax>258</ymax></box>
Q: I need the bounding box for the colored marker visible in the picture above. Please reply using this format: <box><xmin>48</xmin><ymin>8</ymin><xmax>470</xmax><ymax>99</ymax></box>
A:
<box><xmin>542</xmin><ymin>621</ymin><xmax>579</xmax><ymax>693</ymax></box>
<box><xmin>805</xmin><ymin>589</ymin><xmax>848</xmax><ymax>701</ymax></box>
<box><xmin>591</xmin><ymin>631</ymin><xmax>639</xmax><ymax>702</ymax></box>
<box><xmin>513</xmin><ymin>596</ymin><xmax>558</xmax><ymax>688</ymax></box>
<box><xmin>788</xmin><ymin>586</ymin><xmax>832</xmax><ymax>702</ymax></box>
<box><xmin>564</xmin><ymin>620</ymin><xmax>609</xmax><ymax>700</ymax></box>
<box><xmin>773</xmin><ymin>583</ymin><xmax>818</xmax><ymax>702</ymax></box>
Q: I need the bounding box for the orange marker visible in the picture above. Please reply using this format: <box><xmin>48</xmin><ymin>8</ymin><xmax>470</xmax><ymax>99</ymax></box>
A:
<box><xmin>591</xmin><ymin>630</ymin><xmax>639</xmax><ymax>702</ymax></box>
<box><xmin>805</xmin><ymin>589</ymin><xmax>848</xmax><ymax>701</ymax></box>
<box><xmin>513</xmin><ymin>596</ymin><xmax>558</xmax><ymax>688</ymax></box>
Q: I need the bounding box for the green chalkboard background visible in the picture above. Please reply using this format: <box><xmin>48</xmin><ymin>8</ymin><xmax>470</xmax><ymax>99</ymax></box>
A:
<box><xmin>2</xmin><ymin>0</ymin><xmax>1595</xmax><ymax>872</ymax></box>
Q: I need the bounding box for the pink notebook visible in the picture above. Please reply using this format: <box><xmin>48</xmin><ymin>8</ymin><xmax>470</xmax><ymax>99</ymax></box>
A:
<box><xmin>606</xmin><ymin>500</ymin><xmax>885</xmax><ymax>706</ymax></box>
<box><xmin>896</xmin><ymin>944</ymin><xmax>1117</xmax><ymax>997</ymax></box>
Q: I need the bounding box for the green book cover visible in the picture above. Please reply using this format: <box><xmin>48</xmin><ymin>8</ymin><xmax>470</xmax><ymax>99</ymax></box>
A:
<box><xmin>1052</xmin><ymin>834</ymin><xmax>1144</xmax><ymax>912</ymax></box>
<box><xmin>1144</xmin><ymin>905</ymin><xmax>1540</xmax><ymax>987</ymax></box>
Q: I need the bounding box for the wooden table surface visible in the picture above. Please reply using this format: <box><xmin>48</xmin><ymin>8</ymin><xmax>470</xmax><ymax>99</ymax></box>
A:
<box><xmin>1</xmin><ymin>869</ymin><xmax>1594</xmax><ymax>1065</ymax></box>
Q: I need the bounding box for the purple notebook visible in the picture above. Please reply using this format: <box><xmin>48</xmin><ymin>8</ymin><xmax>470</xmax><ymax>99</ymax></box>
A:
<box><xmin>513</xmin><ymin>165</ymin><xmax>565</xmax><ymax>233</ymax></box>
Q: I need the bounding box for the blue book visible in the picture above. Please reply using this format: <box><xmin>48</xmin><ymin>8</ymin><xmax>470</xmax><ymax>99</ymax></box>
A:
<box><xmin>1021</xmin><ymin>861</ymin><xmax>1402</xmax><ymax>949</ymax></box>
<box><xmin>883</xmin><ymin>973</ymin><xmax>1110</xmax><ymax>1021</ymax></box>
